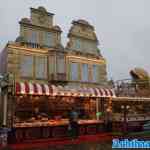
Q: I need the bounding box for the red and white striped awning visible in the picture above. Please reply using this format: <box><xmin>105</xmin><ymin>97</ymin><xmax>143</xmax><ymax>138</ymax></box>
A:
<box><xmin>15</xmin><ymin>82</ymin><xmax>53</xmax><ymax>96</ymax></box>
<box><xmin>76</xmin><ymin>87</ymin><xmax>116</xmax><ymax>98</ymax></box>
<box><xmin>15</xmin><ymin>82</ymin><xmax>115</xmax><ymax>98</ymax></box>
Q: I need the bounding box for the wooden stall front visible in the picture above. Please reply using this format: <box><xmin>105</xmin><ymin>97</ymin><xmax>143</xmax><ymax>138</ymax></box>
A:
<box><xmin>8</xmin><ymin>82</ymin><xmax>115</xmax><ymax>143</ymax></box>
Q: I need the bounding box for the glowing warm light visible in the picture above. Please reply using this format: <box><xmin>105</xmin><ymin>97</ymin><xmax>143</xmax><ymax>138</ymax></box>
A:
<box><xmin>34</xmin><ymin>96</ymin><xmax>39</xmax><ymax>100</ymax></box>
<box><xmin>19</xmin><ymin>95</ymin><xmax>23</xmax><ymax>99</ymax></box>
<box><xmin>106</xmin><ymin>108</ymin><xmax>111</xmax><ymax>112</ymax></box>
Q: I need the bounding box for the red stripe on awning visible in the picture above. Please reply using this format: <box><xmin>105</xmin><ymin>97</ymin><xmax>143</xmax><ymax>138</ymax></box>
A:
<box><xmin>103</xmin><ymin>88</ymin><xmax>109</xmax><ymax>97</ymax></box>
<box><xmin>24</xmin><ymin>82</ymin><xmax>29</xmax><ymax>94</ymax></box>
<box><xmin>16</xmin><ymin>82</ymin><xmax>21</xmax><ymax>94</ymax></box>
<box><xmin>41</xmin><ymin>84</ymin><xmax>46</xmax><ymax>94</ymax></box>
<box><xmin>33</xmin><ymin>83</ymin><xmax>38</xmax><ymax>94</ymax></box>
<box><xmin>15</xmin><ymin>82</ymin><xmax>52</xmax><ymax>96</ymax></box>
<box><xmin>97</xmin><ymin>88</ymin><xmax>103</xmax><ymax>97</ymax></box>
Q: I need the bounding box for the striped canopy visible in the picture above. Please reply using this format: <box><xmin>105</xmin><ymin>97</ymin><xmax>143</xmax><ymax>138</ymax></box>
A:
<box><xmin>15</xmin><ymin>82</ymin><xmax>116</xmax><ymax>98</ymax></box>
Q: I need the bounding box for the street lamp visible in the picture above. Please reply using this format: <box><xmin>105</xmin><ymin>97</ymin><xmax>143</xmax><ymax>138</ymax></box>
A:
<box><xmin>121</xmin><ymin>104</ymin><xmax>130</xmax><ymax>134</ymax></box>
<box><xmin>0</xmin><ymin>75</ymin><xmax>4</xmax><ymax>92</ymax></box>
<box><xmin>0</xmin><ymin>74</ymin><xmax>9</xmax><ymax>126</ymax></box>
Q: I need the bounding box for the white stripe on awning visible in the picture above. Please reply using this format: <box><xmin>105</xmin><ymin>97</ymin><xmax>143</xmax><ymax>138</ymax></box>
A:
<box><xmin>44</xmin><ymin>84</ymin><xmax>50</xmax><ymax>95</ymax></box>
<box><xmin>36</xmin><ymin>83</ymin><xmax>42</xmax><ymax>95</ymax></box>
<box><xmin>20</xmin><ymin>82</ymin><xmax>26</xmax><ymax>94</ymax></box>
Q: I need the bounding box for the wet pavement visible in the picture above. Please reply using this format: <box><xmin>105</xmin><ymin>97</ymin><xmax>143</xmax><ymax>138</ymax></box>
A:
<box><xmin>33</xmin><ymin>142</ymin><xmax>112</xmax><ymax>150</ymax></box>
<box><xmin>2</xmin><ymin>133</ymin><xmax>112</xmax><ymax>150</ymax></box>
<box><xmin>35</xmin><ymin>143</ymin><xmax>111</xmax><ymax>150</ymax></box>
<box><xmin>2</xmin><ymin>142</ymin><xmax>112</xmax><ymax>150</ymax></box>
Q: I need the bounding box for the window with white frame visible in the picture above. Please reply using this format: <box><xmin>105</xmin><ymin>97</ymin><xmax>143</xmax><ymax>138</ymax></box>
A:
<box><xmin>20</xmin><ymin>55</ymin><xmax>33</xmax><ymax>77</ymax></box>
<box><xmin>35</xmin><ymin>56</ymin><xmax>47</xmax><ymax>79</ymax></box>
<box><xmin>70</xmin><ymin>62</ymin><xmax>78</xmax><ymax>81</ymax></box>
<box><xmin>81</xmin><ymin>63</ymin><xmax>89</xmax><ymax>82</ymax></box>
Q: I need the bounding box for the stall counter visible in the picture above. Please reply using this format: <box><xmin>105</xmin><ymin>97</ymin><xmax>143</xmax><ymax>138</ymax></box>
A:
<box><xmin>8</xmin><ymin>119</ymin><xmax>105</xmax><ymax>143</ymax></box>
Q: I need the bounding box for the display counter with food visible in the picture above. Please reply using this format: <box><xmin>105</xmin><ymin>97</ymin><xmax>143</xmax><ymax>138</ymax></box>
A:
<box><xmin>10</xmin><ymin>119</ymin><xmax>104</xmax><ymax>143</ymax></box>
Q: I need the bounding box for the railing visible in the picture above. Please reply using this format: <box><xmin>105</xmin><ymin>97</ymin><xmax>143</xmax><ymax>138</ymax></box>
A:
<box><xmin>113</xmin><ymin>79</ymin><xmax>150</xmax><ymax>97</ymax></box>
<box><xmin>24</xmin><ymin>42</ymin><xmax>41</xmax><ymax>49</ymax></box>
<box><xmin>23</xmin><ymin>42</ymin><xmax>54</xmax><ymax>49</ymax></box>
<box><xmin>113</xmin><ymin>113</ymin><xmax>150</xmax><ymax>122</ymax></box>
<box><xmin>50</xmin><ymin>73</ymin><xmax>66</xmax><ymax>82</ymax></box>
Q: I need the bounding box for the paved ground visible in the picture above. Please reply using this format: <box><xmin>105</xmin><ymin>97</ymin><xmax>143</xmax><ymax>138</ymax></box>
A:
<box><xmin>29</xmin><ymin>142</ymin><xmax>112</xmax><ymax>150</ymax></box>
<box><xmin>1</xmin><ymin>142</ymin><xmax>112</xmax><ymax>150</ymax></box>
<box><xmin>0</xmin><ymin>133</ymin><xmax>112</xmax><ymax>150</ymax></box>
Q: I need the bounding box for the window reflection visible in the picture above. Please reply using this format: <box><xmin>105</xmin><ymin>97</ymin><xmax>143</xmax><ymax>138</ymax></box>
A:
<box><xmin>44</xmin><ymin>32</ymin><xmax>54</xmax><ymax>47</ymax></box>
<box><xmin>20</xmin><ymin>55</ymin><xmax>33</xmax><ymax>77</ymax></box>
<box><xmin>92</xmin><ymin>65</ymin><xmax>99</xmax><ymax>82</ymax></box>
<box><xmin>82</xmin><ymin>64</ymin><xmax>89</xmax><ymax>82</ymax></box>
<box><xmin>71</xmin><ymin>62</ymin><xmax>78</xmax><ymax>81</ymax></box>
<box><xmin>35</xmin><ymin>56</ymin><xmax>47</xmax><ymax>79</ymax></box>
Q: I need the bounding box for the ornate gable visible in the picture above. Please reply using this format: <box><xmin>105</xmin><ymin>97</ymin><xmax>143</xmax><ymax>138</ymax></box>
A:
<box><xmin>66</xmin><ymin>19</ymin><xmax>101</xmax><ymax>56</ymax></box>
<box><xmin>18</xmin><ymin>6</ymin><xmax>62</xmax><ymax>49</ymax></box>
<box><xmin>30</xmin><ymin>6</ymin><xmax>54</xmax><ymax>28</ymax></box>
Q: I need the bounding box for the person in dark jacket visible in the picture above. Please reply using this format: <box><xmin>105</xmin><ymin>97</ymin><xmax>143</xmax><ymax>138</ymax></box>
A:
<box><xmin>68</xmin><ymin>107</ymin><xmax>79</xmax><ymax>139</ymax></box>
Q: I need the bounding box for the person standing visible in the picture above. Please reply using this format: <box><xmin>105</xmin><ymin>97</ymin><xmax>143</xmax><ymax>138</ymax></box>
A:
<box><xmin>105</xmin><ymin>109</ymin><xmax>112</xmax><ymax>132</ymax></box>
<box><xmin>0</xmin><ymin>125</ymin><xmax>11</xmax><ymax>147</ymax></box>
<box><xmin>68</xmin><ymin>107</ymin><xmax>79</xmax><ymax>139</ymax></box>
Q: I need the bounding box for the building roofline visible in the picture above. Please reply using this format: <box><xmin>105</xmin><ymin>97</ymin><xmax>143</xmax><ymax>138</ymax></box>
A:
<box><xmin>19</xmin><ymin>21</ymin><xmax>62</xmax><ymax>33</ymax></box>
<box><xmin>30</xmin><ymin>7</ymin><xmax>55</xmax><ymax>16</ymax></box>
<box><xmin>72</xmin><ymin>20</ymin><xmax>94</xmax><ymax>30</ymax></box>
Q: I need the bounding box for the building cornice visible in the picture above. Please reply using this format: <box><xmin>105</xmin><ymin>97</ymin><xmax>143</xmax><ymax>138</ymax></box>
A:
<box><xmin>19</xmin><ymin>22</ymin><xmax>62</xmax><ymax>33</ymax></box>
<box><xmin>72</xmin><ymin>20</ymin><xmax>94</xmax><ymax>30</ymax></box>
<box><xmin>7</xmin><ymin>43</ymin><xmax>48</xmax><ymax>54</ymax></box>
<box><xmin>66</xmin><ymin>55</ymin><xmax>106</xmax><ymax>64</ymax></box>
<box><xmin>67</xmin><ymin>32</ymin><xmax>98</xmax><ymax>42</ymax></box>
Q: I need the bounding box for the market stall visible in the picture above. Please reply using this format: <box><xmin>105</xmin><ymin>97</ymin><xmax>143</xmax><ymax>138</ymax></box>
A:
<box><xmin>112</xmin><ymin>97</ymin><xmax>150</xmax><ymax>132</ymax></box>
<box><xmin>9</xmin><ymin>82</ymin><xmax>115</xmax><ymax>143</ymax></box>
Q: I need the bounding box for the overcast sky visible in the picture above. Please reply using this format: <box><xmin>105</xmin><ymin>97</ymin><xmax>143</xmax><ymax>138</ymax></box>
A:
<box><xmin>0</xmin><ymin>0</ymin><xmax>150</xmax><ymax>80</ymax></box>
